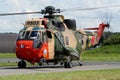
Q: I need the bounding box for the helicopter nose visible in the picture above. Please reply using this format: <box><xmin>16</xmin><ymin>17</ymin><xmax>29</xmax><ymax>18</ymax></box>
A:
<box><xmin>16</xmin><ymin>40</ymin><xmax>33</xmax><ymax>49</ymax></box>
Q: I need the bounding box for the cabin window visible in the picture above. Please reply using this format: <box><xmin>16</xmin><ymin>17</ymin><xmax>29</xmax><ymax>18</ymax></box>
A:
<box><xmin>47</xmin><ymin>31</ymin><xmax>52</xmax><ymax>38</ymax></box>
<box><xmin>42</xmin><ymin>20</ymin><xmax>45</xmax><ymax>25</ymax></box>
<box><xmin>65</xmin><ymin>37</ymin><xmax>69</xmax><ymax>45</ymax></box>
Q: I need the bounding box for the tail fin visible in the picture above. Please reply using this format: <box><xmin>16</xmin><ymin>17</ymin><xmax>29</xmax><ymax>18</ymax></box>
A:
<box><xmin>84</xmin><ymin>23</ymin><xmax>109</xmax><ymax>44</ymax></box>
<box><xmin>96</xmin><ymin>23</ymin><xmax>109</xmax><ymax>42</ymax></box>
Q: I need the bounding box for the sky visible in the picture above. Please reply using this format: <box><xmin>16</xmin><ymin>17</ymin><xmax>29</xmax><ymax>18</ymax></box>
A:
<box><xmin>0</xmin><ymin>0</ymin><xmax>120</xmax><ymax>33</ymax></box>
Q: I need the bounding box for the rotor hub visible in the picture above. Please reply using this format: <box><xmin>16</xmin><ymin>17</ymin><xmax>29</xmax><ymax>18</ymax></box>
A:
<box><xmin>41</xmin><ymin>6</ymin><xmax>60</xmax><ymax>15</ymax></box>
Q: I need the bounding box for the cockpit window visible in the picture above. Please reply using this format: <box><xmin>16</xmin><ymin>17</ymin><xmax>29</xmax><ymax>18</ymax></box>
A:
<box><xmin>18</xmin><ymin>31</ymin><xmax>39</xmax><ymax>40</ymax></box>
<box><xmin>18</xmin><ymin>31</ymin><xmax>25</xmax><ymax>39</ymax></box>
<box><xmin>25</xmin><ymin>31</ymin><xmax>30</xmax><ymax>39</ymax></box>
<box><xmin>30</xmin><ymin>31</ymin><xmax>38</xmax><ymax>39</ymax></box>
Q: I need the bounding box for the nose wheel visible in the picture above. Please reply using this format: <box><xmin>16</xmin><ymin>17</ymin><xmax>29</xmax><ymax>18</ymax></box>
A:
<box><xmin>18</xmin><ymin>60</ymin><xmax>26</xmax><ymax>68</ymax></box>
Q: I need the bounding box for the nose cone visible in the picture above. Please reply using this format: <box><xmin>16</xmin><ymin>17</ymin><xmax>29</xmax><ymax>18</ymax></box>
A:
<box><xmin>16</xmin><ymin>40</ymin><xmax>34</xmax><ymax>60</ymax></box>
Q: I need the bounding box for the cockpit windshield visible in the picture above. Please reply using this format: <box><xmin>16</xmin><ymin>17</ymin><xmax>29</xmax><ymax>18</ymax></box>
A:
<box><xmin>18</xmin><ymin>31</ymin><xmax>39</xmax><ymax>40</ymax></box>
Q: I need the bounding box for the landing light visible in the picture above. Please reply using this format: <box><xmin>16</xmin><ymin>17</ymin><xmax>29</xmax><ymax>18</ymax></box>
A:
<box><xmin>43</xmin><ymin>49</ymin><xmax>47</xmax><ymax>54</ymax></box>
<box><xmin>20</xmin><ymin>44</ymin><xmax>24</xmax><ymax>48</ymax></box>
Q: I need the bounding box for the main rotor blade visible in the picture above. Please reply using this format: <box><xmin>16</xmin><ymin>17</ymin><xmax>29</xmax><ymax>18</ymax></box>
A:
<box><xmin>61</xmin><ymin>4</ymin><xmax>120</xmax><ymax>12</ymax></box>
<box><xmin>0</xmin><ymin>4</ymin><xmax>120</xmax><ymax>16</ymax></box>
<box><xmin>0</xmin><ymin>11</ymin><xmax>42</xmax><ymax>16</ymax></box>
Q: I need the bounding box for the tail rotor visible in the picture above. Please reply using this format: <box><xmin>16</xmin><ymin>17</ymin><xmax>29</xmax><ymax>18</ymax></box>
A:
<box><xmin>100</xmin><ymin>12</ymin><xmax>113</xmax><ymax>39</ymax></box>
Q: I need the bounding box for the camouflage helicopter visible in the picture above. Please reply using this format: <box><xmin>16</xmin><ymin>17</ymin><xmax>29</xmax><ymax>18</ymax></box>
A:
<box><xmin>0</xmin><ymin>5</ymin><xmax>116</xmax><ymax>68</ymax></box>
<box><xmin>16</xmin><ymin>6</ymin><xmax>83</xmax><ymax>68</ymax></box>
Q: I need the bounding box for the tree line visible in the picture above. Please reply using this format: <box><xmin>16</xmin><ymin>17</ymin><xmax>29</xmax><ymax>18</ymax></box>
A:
<box><xmin>103</xmin><ymin>32</ymin><xmax>120</xmax><ymax>45</ymax></box>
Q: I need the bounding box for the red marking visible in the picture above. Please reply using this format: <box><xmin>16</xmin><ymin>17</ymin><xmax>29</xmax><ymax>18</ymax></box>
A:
<box><xmin>16</xmin><ymin>40</ymin><xmax>48</xmax><ymax>64</ymax></box>
<box><xmin>84</xmin><ymin>28</ymin><xmax>99</xmax><ymax>30</ymax></box>
<box><xmin>91</xmin><ymin>36</ymin><xmax>95</xmax><ymax>45</ymax></box>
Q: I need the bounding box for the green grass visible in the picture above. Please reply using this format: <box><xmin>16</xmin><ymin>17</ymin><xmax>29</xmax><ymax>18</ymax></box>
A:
<box><xmin>83</xmin><ymin>44</ymin><xmax>120</xmax><ymax>54</ymax></box>
<box><xmin>82</xmin><ymin>53</ymin><xmax>120</xmax><ymax>61</ymax></box>
<box><xmin>0</xmin><ymin>62</ymin><xmax>17</xmax><ymax>67</ymax></box>
<box><xmin>82</xmin><ymin>44</ymin><xmax>120</xmax><ymax>61</ymax></box>
<box><xmin>0</xmin><ymin>69</ymin><xmax>120</xmax><ymax>80</ymax></box>
<box><xmin>0</xmin><ymin>53</ymin><xmax>16</xmax><ymax>58</ymax></box>
<box><xmin>0</xmin><ymin>53</ymin><xmax>17</xmax><ymax>67</ymax></box>
<box><xmin>0</xmin><ymin>61</ymin><xmax>39</xmax><ymax>67</ymax></box>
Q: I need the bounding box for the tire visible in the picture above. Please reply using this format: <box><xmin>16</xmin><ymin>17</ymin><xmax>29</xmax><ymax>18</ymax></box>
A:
<box><xmin>64</xmin><ymin>62</ymin><xmax>73</xmax><ymax>68</ymax></box>
<box><xmin>68</xmin><ymin>62</ymin><xmax>73</xmax><ymax>68</ymax></box>
<box><xmin>54</xmin><ymin>62</ymin><xmax>58</xmax><ymax>65</ymax></box>
<box><xmin>18</xmin><ymin>61</ymin><xmax>26</xmax><ymax>68</ymax></box>
<box><xmin>60</xmin><ymin>62</ymin><xmax>63</xmax><ymax>65</ymax></box>
<box><xmin>64</xmin><ymin>19</ymin><xmax>76</xmax><ymax>30</ymax></box>
<box><xmin>64</xmin><ymin>62</ymin><xmax>68</xmax><ymax>68</ymax></box>
<box><xmin>39</xmin><ymin>58</ymin><xmax>46</xmax><ymax>66</ymax></box>
<box><xmin>39</xmin><ymin>62</ymin><xmax>42</xmax><ymax>66</ymax></box>
<box><xmin>79</xmin><ymin>61</ymin><xmax>83</xmax><ymax>66</ymax></box>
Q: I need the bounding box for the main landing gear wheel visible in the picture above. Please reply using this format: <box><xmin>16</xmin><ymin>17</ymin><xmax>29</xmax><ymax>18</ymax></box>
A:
<box><xmin>64</xmin><ymin>56</ymin><xmax>73</xmax><ymax>68</ymax></box>
<box><xmin>18</xmin><ymin>60</ymin><xmax>26</xmax><ymax>68</ymax></box>
<box><xmin>64</xmin><ymin>61</ymin><xmax>73</xmax><ymax>68</ymax></box>
<box><xmin>79</xmin><ymin>61</ymin><xmax>83</xmax><ymax>66</ymax></box>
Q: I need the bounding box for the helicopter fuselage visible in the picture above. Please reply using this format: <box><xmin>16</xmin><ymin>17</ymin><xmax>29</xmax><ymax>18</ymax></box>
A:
<box><xmin>16</xmin><ymin>15</ymin><xmax>83</xmax><ymax>68</ymax></box>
